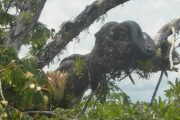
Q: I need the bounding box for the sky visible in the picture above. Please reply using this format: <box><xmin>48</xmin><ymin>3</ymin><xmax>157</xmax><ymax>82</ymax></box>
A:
<box><xmin>20</xmin><ymin>0</ymin><xmax>180</xmax><ymax>102</ymax></box>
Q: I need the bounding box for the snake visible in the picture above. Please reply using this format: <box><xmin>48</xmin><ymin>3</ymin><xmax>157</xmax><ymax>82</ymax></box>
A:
<box><xmin>120</xmin><ymin>20</ymin><xmax>156</xmax><ymax>56</ymax></box>
<box><xmin>97</xmin><ymin>20</ymin><xmax>156</xmax><ymax>56</ymax></box>
<box><xmin>59</xmin><ymin>21</ymin><xmax>157</xmax><ymax>85</ymax></box>
<box><xmin>57</xmin><ymin>21</ymin><xmax>157</xmax><ymax>108</ymax></box>
<box><xmin>95</xmin><ymin>21</ymin><xmax>157</xmax><ymax>85</ymax></box>
<box><xmin>60</xmin><ymin>21</ymin><xmax>156</xmax><ymax>65</ymax></box>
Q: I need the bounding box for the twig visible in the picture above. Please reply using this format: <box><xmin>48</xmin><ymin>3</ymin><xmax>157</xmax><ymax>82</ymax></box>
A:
<box><xmin>25</xmin><ymin>111</ymin><xmax>55</xmax><ymax>116</ymax></box>
<box><xmin>0</xmin><ymin>27</ymin><xmax>11</xmax><ymax>30</ymax></box>
<box><xmin>146</xmin><ymin>71</ymin><xmax>164</xmax><ymax>119</ymax></box>
<box><xmin>118</xmin><ymin>70</ymin><xmax>133</xmax><ymax>82</ymax></box>
<box><xmin>118</xmin><ymin>70</ymin><xmax>135</xmax><ymax>85</ymax></box>
<box><xmin>5</xmin><ymin>0</ymin><xmax>13</xmax><ymax>13</ymax></box>
<box><xmin>6</xmin><ymin>105</ymin><xmax>34</xmax><ymax>120</ymax></box>
<box><xmin>118</xmin><ymin>74</ymin><xmax>129</xmax><ymax>81</ymax></box>
<box><xmin>173</xmin><ymin>50</ymin><xmax>180</xmax><ymax>62</ymax></box>
<box><xmin>14</xmin><ymin>0</ymin><xmax>22</xmax><ymax>10</ymax></box>
<box><xmin>128</xmin><ymin>74</ymin><xmax>135</xmax><ymax>85</ymax></box>
<box><xmin>150</xmin><ymin>70</ymin><xmax>164</xmax><ymax>106</ymax></box>
<box><xmin>0</xmin><ymin>80</ymin><xmax>5</xmax><ymax>100</ymax></box>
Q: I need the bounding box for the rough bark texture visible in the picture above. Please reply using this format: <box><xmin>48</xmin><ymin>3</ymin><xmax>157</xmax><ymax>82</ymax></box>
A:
<box><xmin>153</xmin><ymin>17</ymin><xmax>180</xmax><ymax>47</ymax></box>
<box><xmin>37</xmin><ymin>0</ymin><xmax>129</xmax><ymax>69</ymax></box>
<box><xmin>4</xmin><ymin>0</ymin><xmax>46</xmax><ymax>52</ymax></box>
<box><xmin>153</xmin><ymin>17</ymin><xmax>180</xmax><ymax>69</ymax></box>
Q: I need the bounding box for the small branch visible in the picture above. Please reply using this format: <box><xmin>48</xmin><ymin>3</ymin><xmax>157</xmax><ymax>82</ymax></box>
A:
<box><xmin>5</xmin><ymin>0</ymin><xmax>13</xmax><ymax>13</ymax></box>
<box><xmin>14</xmin><ymin>0</ymin><xmax>23</xmax><ymax>10</ymax></box>
<box><xmin>146</xmin><ymin>71</ymin><xmax>164</xmax><ymax>120</ymax></box>
<box><xmin>149</xmin><ymin>70</ymin><xmax>164</xmax><ymax>106</ymax></box>
<box><xmin>118</xmin><ymin>70</ymin><xmax>133</xmax><ymax>82</ymax></box>
<box><xmin>0</xmin><ymin>27</ymin><xmax>11</xmax><ymax>30</ymax></box>
<box><xmin>0</xmin><ymin>80</ymin><xmax>5</xmax><ymax>100</ymax></box>
<box><xmin>6</xmin><ymin>105</ymin><xmax>34</xmax><ymax>120</ymax></box>
<box><xmin>118</xmin><ymin>74</ymin><xmax>129</xmax><ymax>81</ymax></box>
<box><xmin>25</xmin><ymin>111</ymin><xmax>55</xmax><ymax>116</ymax></box>
<box><xmin>128</xmin><ymin>73</ymin><xmax>135</xmax><ymax>85</ymax></box>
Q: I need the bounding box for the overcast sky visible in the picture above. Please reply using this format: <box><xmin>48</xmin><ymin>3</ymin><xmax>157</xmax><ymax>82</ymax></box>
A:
<box><xmin>20</xmin><ymin>0</ymin><xmax>180</xmax><ymax>102</ymax></box>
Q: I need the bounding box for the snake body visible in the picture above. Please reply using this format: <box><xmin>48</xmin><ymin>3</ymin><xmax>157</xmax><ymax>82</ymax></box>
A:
<box><xmin>120</xmin><ymin>20</ymin><xmax>156</xmax><ymax>56</ymax></box>
<box><xmin>96</xmin><ymin>21</ymin><xmax>156</xmax><ymax>56</ymax></box>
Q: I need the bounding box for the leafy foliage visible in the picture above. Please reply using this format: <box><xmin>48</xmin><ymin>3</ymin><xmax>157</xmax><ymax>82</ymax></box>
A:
<box><xmin>24</xmin><ymin>22</ymin><xmax>51</xmax><ymax>55</ymax></box>
<box><xmin>0</xmin><ymin>47</ymin><xmax>48</xmax><ymax>110</ymax></box>
<box><xmin>29</xmin><ymin>79</ymin><xmax>180</xmax><ymax>120</ymax></box>
<box><xmin>74</xmin><ymin>57</ymin><xmax>85</xmax><ymax>78</ymax></box>
<box><xmin>46</xmin><ymin>71</ymin><xmax>68</xmax><ymax>103</ymax></box>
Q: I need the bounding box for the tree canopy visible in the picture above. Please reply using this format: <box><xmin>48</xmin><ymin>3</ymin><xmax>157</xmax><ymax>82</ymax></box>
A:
<box><xmin>0</xmin><ymin>0</ymin><xmax>180</xmax><ymax>119</ymax></box>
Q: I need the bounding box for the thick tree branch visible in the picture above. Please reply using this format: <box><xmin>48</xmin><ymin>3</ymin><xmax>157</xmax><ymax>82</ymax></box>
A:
<box><xmin>153</xmin><ymin>17</ymin><xmax>180</xmax><ymax>71</ymax></box>
<box><xmin>37</xmin><ymin>0</ymin><xmax>129</xmax><ymax>69</ymax></box>
<box><xmin>153</xmin><ymin>17</ymin><xmax>180</xmax><ymax>47</ymax></box>
<box><xmin>4</xmin><ymin>0</ymin><xmax>46</xmax><ymax>52</ymax></box>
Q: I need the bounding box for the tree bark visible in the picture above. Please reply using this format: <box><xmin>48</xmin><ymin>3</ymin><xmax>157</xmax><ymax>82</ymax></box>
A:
<box><xmin>37</xmin><ymin>0</ymin><xmax>130</xmax><ymax>69</ymax></box>
<box><xmin>4</xmin><ymin>0</ymin><xmax>46</xmax><ymax>52</ymax></box>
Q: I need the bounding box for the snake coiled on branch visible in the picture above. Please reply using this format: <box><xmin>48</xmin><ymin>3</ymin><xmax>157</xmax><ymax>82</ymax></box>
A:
<box><xmin>56</xmin><ymin>21</ymin><xmax>157</xmax><ymax>108</ymax></box>
<box><xmin>97</xmin><ymin>20</ymin><xmax>156</xmax><ymax>56</ymax></box>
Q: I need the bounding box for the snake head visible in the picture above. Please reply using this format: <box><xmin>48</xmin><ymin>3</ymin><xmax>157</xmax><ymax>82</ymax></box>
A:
<box><xmin>143</xmin><ymin>32</ymin><xmax>156</xmax><ymax>55</ymax></box>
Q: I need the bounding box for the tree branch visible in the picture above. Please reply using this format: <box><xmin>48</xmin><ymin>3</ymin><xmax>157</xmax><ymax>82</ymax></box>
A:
<box><xmin>14</xmin><ymin>0</ymin><xmax>23</xmax><ymax>10</ymax></box>
<box><xmin>4</xmin><ymin>0</ymin><xmax>47</xmax><ymax>52</ymax></box>
<box><xmin>37</xmin><ymin>0</ymin><xmax>130</xmax><ymax>69</ymax></box>
<box><xmin>0</xmin><ymin>80</ymin><xmax>5</xmax><ymax>100</ymax></box>
<box><xmin>25</xmin><ymin>111</ymin><xmax>55</xmax><ymax>116</ymax></box>
<box><xmin>153</xmin><ymin>17</ymin><xmax>180</xmax><ymax>47</ymax></box>
<box><xmin>149</xmin><ymin>71</ymin><xmax>164</xmax><ymax>106</ymax></box>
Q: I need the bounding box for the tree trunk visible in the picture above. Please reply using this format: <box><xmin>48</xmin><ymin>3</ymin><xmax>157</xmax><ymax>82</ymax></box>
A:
<box><xmin>4</xmin><ymin>0</ymin><xmax>46</xmax><ymax>52</ymax></box>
